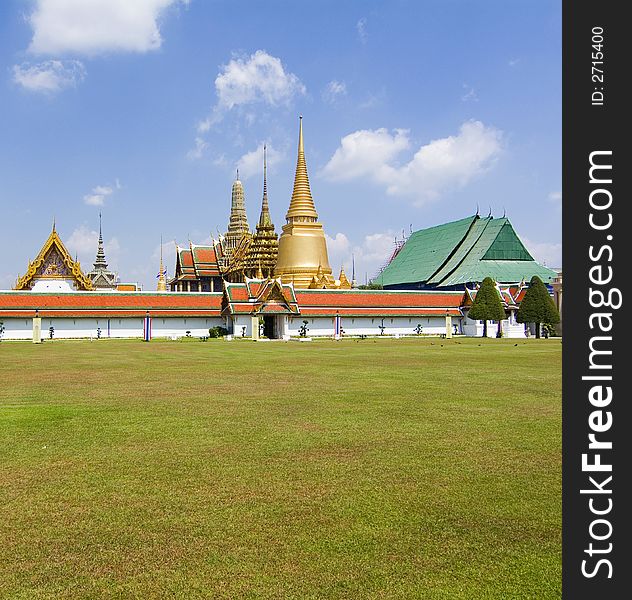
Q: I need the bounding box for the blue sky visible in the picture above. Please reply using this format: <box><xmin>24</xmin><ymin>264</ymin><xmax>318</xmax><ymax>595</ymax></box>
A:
<box><xmin>0</xmin><ymin>0</ymin><xmax>561</xmax><ymax>289</ymax></box>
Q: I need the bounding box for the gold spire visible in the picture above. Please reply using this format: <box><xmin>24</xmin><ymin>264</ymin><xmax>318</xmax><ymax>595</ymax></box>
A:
<box><xmin>242</xmin><ymin>144</ymin><xmax>278</xmax><ymax>279</ymax></box>
<box><xmin>259</xmin><ymin>144</ymin><xmax>273</xmax><ymax>229</ymax></box>
<box><xmin>157</xmin><ymin>237</ymin><xmax>167</xmax><ymax>291</ymax></box>
<box><xmin>286</xmin><ymin>116</ymin><xmax>318</xmax><ymax>221</ymax></box>
<box><xmin>338</xmin><ymin>265</ymin><xmax>351</xmax><ymax>289</ymax></box>
<box><xmin>274</xmin><ymin>116</ymin><xmax>334</xmax><ymax>288</ymax></box>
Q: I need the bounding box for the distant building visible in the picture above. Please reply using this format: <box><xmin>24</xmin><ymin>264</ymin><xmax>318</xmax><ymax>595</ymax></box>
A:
<box><xmin>377</xmin><ymin>214</ymin><xmax>557</xmax><ymax>290</ymax></box>
<box><xmin>169</xmin><ymin>244</ymin><xmax>223</xmax><ymax>292</ymax></box>
<box><xmin>14</xmin><ymin>223</ymin><xmax>93</xmax><ymax>292</ymax></box>
<box><xmin>86</xmin><ymin>214</ymin><xmax>117</xmax><ymax>290</ymax></box>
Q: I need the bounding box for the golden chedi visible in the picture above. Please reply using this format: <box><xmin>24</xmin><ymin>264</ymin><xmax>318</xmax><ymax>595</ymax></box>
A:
<box><xmin>222</xmin><ymin>171</ymin><xmax>251</xmax><ymax>266</ymax></box>
<box><xmin>275</xmin><ymin>117</ymin><xmax>334</xmax><ymax>288</ymax></box>
<box><xmin>243</xmin><ymin>145</ymin><xmax>278</xmax><ymax>278</ymax></box>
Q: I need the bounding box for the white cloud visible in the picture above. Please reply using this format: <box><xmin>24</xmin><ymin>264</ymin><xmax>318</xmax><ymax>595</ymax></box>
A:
<box><xmin>236</xmin><ymin>142</ymin><xmax>284</xmax><ymax>180</ymax></box>
<box><xmin>326</xmin><ymin>231</ymin><xmax>397</xmax><ymax>283</ymax></box>
<box><xmin>325</xmin><ymin>233</ymin><xmax>351</xmax><ymax>257</ymax></box>
<box><xmin>548</xmin><ymin>191</ymin><xmax>562</xmax><ymax>204</ymax></box>
<box><xmin>27</xmin><ymin>0</ymin><xmax>188</xmax><ymax>56</ymax></box>
<box><xmin>186</xmin><ymin>137</ymin><xmax>208</xmax><ymax>160</ymax></box>
<box><xmin>356</xmin><ymin>18</ymin><xmax>368</xmax><ymax>43</ymax></box>
<box><xmin>216</xmin><ymin>50</ymin><xmax>305</xmax><ymax>111</ymax></box>
<box><xmin>66</xmin><ymin>224</ymin><xmax>120</xmax><ymax>268</ymax></box>
<box><xmin>83</xmin><ymin>184</ymin><xmax>116</xmax><ymax>206</ymax></box>
<box><xmin>322</xmin><ymin>128</ymin><xmax>410</xmax><ymax>182</ymax></box>
<box><xmin>520</xmin><ymin>237</ymin><xmax>562</xmax><ymax>268</ymax></box>
<box><xmin>12</xmin><ymin>60</ymin><xmax>85</xmax><ymax>93</ymax></box>
<box><xmin>198</xmin><ymin>50</ymin><xmax>305</xmax><ymax>129</ymax></box>
<box><xmin>461</xmin><ymin>83</ymin><xmax>478</xmax><ymax>102</ymax></box>
<box><xmin>322</xmin><ymin>120</ymin><xmax>503</xmax><ymax>205</ymax></box>
<box><xmin>323</xmin><ymin>80</ymin><xmax>347</xmax><ymax>104</ymax></box>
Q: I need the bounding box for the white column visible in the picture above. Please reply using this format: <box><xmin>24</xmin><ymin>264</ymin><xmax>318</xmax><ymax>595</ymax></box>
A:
<box><xmin>445</xmin><ymin>314</ymin><xmax>452</xmax><ymax>338</ymax></box>
<box><xmin>32</xmin><ymin>317</ymin><xmax>42</xmax><ymax>343</ymax></box>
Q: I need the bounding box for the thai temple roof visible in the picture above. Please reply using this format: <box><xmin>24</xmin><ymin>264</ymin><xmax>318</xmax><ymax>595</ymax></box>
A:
<box><xmin>171</xmin><ymin>243</ymin><xmax>222</xmax><ymax>283</ymax></box>
<box><xmin>378</xmin><ymin>215</ymin><xmax>557</xmax><ymax>288</ymax></box>
<box><xmin>0</xmin><ymin>290</ymin><xmax>223</xmax><ymax>318</ymax></box>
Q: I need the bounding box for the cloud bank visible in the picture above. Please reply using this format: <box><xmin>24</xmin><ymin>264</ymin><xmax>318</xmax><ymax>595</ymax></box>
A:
<box><xmin>322</xmin><ymin>120</ymin><xmax>503</xmax><ymax>204</ymax></box>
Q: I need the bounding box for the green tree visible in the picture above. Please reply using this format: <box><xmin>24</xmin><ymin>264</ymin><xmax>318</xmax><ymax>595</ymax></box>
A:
<box><xmin>468</xmin><ymin>277</ymin><xmax>506</xmax><ymax>338</ymax></box>
<box><xmin>516</xmin><ymin>276</ymin><xmax>560</xmax><ymax>338</ymax></box>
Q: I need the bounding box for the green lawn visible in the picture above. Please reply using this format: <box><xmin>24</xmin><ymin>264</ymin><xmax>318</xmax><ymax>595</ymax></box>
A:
<box><xmin>0</xmin><ymin>337</ymin><xmax>561</xmax><ymax>599</ymax></box>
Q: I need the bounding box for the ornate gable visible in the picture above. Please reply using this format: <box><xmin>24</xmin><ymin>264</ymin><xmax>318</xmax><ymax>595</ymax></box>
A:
<box><xmin>222</xmin><ymin>278</ymin><xmax>299</xmax><ymax>316</ymax></box>
<box><xmin>15</xmin><ymin>226</ymin><xmax>93</xmax><ymax>291</ymax></box>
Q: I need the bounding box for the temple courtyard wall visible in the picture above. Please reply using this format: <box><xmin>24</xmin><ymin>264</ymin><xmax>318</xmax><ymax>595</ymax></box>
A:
<box><xmin>0</xmin><ymin>314</ymin><xmax>528</xmax><ymax>340</ymax></box>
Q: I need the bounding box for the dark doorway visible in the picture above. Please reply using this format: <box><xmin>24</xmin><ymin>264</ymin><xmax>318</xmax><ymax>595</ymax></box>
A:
<box><xmin>263</xmin><ymin>316</ymin><xmax>275</xmax><ymax>339</ymax></box>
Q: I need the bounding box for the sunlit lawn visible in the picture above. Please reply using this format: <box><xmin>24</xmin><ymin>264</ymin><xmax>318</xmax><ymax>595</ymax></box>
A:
<box><xmin>0</xmin><ymin>337</ymin><xmax>561</xmax><ymax>599</ymax></box>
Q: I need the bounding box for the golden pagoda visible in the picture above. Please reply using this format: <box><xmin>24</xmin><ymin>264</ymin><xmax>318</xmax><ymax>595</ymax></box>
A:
<box><xmin>275</xmin><ymin>117</ymin><xmax>334</xmax><ymax>288</ymax></box>
<box><xmin>221</xmin><ymin>171</ymin><xmax>251</xmax><ymax>269</ymax></box>
<box><xmin>337</xmin><ymin>266</ymin><xmax>352</xmax><ymax>289</ymax></box>
<box><xmin>243</xmin><ymin>145</ymin><xmax>278</xmax><ymax>278</ymax></box>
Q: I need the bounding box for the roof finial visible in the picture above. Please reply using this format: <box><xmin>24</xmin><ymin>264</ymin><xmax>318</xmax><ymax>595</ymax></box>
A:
<box><xmin>298</xmin><ymin>115</ymin><xmax>304</xmax><ymax>154</ymax></box>
<box><xmin>502</xmin><ymin>207</ymin><xmax>506</xmax><ymax>218</ymax></box>
<box><xmin>475</xmin><ymin>204</ymin><xmax>479</xmax><ymax>216</ymax></box>
<box><xmin>487</xmin><ymin>206</ymin><xmax>492</xmax><ymax>218</ymax></box>
<box><xmin>263</xmin><ymin>143</ymin><xmax>267</xmax><ymax>197</ymax></box>
<box><xmin>98</xmin><ymin>212</ymin><xmax>103</xmax><ymax>240</ymax></box>
<box><xmin>236</xmin><ymin>168</ymin><xmax>239</xmax><ymax>181</ymax></box>
<box><xmin>52</xmin><ymin>216</ymin><xmax>56</xmax><ymax>232</ymax></box>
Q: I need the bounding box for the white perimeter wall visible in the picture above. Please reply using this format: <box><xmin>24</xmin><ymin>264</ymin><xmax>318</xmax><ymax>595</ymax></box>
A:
<box><xmin>1</xmin><ymin>317</ymin><xmax>226</xmax><ymax>340</ymax></box>
<box><xmin>287</xmin><ymin>315</ymin><xmax>462</xmax><ymax>338</ymax></box>
<box><xmin>1</xmin><ymin>314</ymin><xmax>531</xmax><ymax>340</ymax></box>
<box><xmin>462</xmin><ymin>314</ymin><xmax>527</xmax><ymax>338</ymax></box>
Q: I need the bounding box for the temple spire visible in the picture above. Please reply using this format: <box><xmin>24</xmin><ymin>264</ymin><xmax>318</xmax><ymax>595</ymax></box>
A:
<box><xmin>274</xmin><ymin>115</ymin><xmax>333</xmax><ymax>288</ymax></box>
<box><xmin>157</xmin><ymin>236</ymin><xmax>167</xmax><ymax>291</ymax></box>
<box><xmin>93</xmin><ymin>212</ymin><xmax>108</xmax><ymax>269</ymax></box>
<box><xmin>351</xmin><ymin>254</ymin><xmax>357</xmax><ymax>288</ymax></box>
<box><xmin>85</xmin><ymin>213</ymin><xmax>117</xmax><ymax>289</ymax></box>
<box><xmin>258</xmin><ymin>144</ymin><xmax>272</xmax><ymax>228</ymax></box>
<box><xmin>286</xmin><ymin>116</ymin><xmax>318</xmax><ymax>221</ymax></box>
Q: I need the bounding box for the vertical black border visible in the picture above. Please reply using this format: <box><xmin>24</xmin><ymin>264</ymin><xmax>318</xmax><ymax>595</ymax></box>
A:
<box><xmin>563</xmin><ymin>2</ymin><xmax>629</xmax><ymax>598</ymax></box>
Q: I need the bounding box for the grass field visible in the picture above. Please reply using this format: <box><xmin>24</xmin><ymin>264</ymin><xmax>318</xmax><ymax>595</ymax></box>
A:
<box><xmin>0</xmin><ymin>337</ymin><xmax>561</xmax><ymax>599</ymax></box>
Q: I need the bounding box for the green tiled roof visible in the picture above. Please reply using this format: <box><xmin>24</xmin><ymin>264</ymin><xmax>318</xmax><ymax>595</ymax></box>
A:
<box><xmin>378</xmin><ymin>216</ymin><xmax>476</xmax><ymax>286</ymax></box>
<box><xmin>379</xmin><ymin>215</ymin><xmax>557</xmax><ymax>288</ymax></box>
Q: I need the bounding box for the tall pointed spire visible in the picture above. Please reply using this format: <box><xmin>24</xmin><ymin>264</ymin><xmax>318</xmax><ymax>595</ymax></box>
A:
<box><xmin>258</xmin><ymin>144</ymin><xmax>272</xmax><ymax>228</ymax></box>
<box><xmin>86</xmin><ymin>213</ymin><xmax>117</xmax><ymax>289</ymax></box>
<box><xmin>243</xmin><ymin>144</ymin><xmax>278</xmax><ymax>279</ymax></box>
<box><xmin>157</xmin><ymin>236</ymin><xmax>167</xmax><ymax>291</ymax></box>
<box><xmin>286</xmin><ymin>116</ymin><xmax>318</xmax><ymax>221</ymax></box>
<box><xmin>275</xmin><ymin>116</ymin><xmax>334</xmax><ymax>288</ymax></box>
<box><xmin>227</xmin><ymin>169</ymin><xmax>249</xmax><ymax>234</ymax></box>
<box><xmin>93</xmin><ymin>212</ymin><xmax>108</xmax><ymax>269</ymax></box>
<box><xmin>351</xmin><ymin>254</ymin><xmax>357</xmax><ymax>288</ymax></box>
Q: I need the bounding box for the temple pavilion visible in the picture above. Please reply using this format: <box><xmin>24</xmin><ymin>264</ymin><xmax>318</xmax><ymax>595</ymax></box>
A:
<box><xmin>377</xmin><ymin>214</ymin><xmax>557</xmax><ymax>290</ymax></box>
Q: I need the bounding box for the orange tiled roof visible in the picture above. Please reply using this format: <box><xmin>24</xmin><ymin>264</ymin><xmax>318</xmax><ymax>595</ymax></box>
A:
<box><xmin>0</xmin><ymin>292</ymin><xmax>222</xmax><ymax>317</ymax></box>
<box><xmin>299</xmin><ymin>307</ymin><xmax>463</xmax><ymax>317</ymax></box>
<box><xmin>296</xmin><ymin>289</ymin><xmax>465</xmax><ymax>308</ymax></box>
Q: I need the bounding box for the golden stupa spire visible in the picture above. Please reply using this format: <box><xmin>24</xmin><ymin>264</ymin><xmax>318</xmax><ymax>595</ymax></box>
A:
<box><xmin>259</xmin><ymin>144</ymin><xmax>272</xmax><ymax>228</ymax></box>
<box><xmin>157</xmin><ymin>236</ymin><xmax>167</xmax><ymax>291</ymax></box>
<box><xmin>274</xmin><ymin>116</ymin><xmax>334</xmax><ymax>288</ymax></box>
<box><xmin>286</xmin><ymin>116</ymin><xmax>318</xmax><ymax>221</ymax></box>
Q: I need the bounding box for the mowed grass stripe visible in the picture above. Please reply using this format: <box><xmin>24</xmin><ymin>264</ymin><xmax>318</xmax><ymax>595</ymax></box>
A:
<box><xmin>0</xmin><ymin>338</ymin><xmax>561</xmax><ymax>599</ymax></box>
